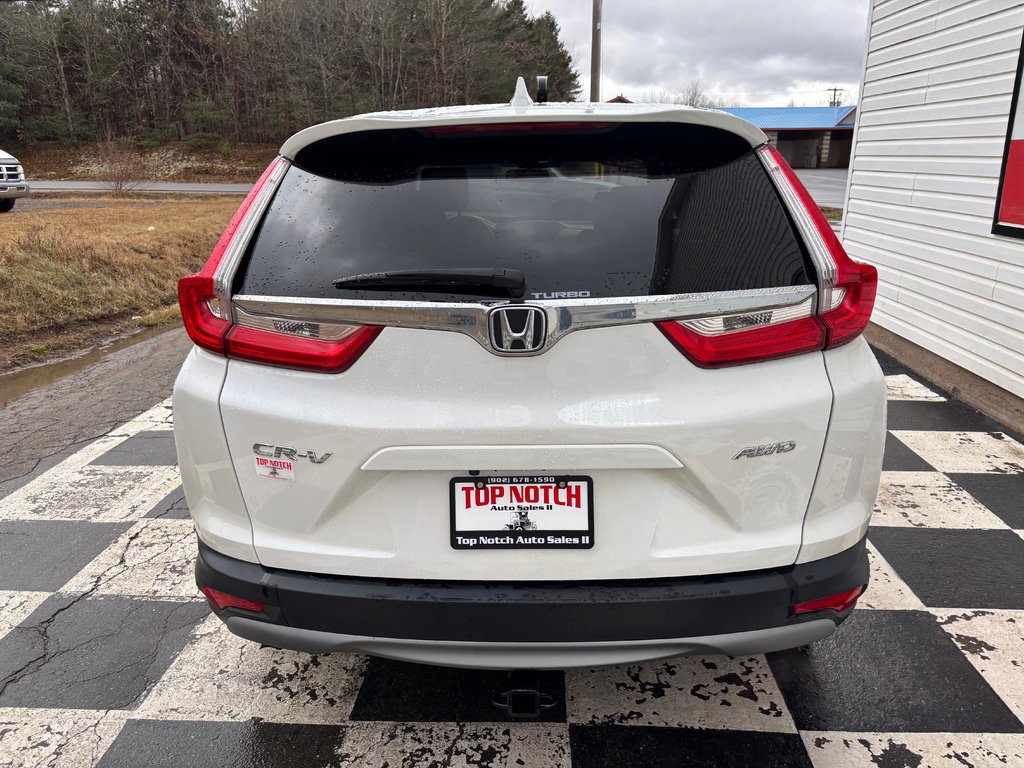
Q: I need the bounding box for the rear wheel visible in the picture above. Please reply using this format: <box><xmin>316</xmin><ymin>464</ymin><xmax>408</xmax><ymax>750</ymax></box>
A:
<box><xmin>0</xmin><ymin>199</ymin><xmax>15</xmax><ymax>212</ymax></box>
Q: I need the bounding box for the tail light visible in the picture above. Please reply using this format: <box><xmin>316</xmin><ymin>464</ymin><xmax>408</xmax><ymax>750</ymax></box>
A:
<box><xmin>657</xmin><ymin>296</ymin><xmax>825</xmax><ymax>367</ymax></box>
<box><xmin>227</xmin><ymin>309</ymin><xmax>382</xmax><ymax>373</ymax></box>
<box><xmin>656</xmin><ymin>145</ymin><xmax>877</xmax><ymax>367</ymax></box>
<box><xmin>178</xmin><ymin>158</ymin><xmax>380</xmax><ymax>374</ymax></box>
<box><xmin>759</xmin><ymin>145</ymin><xmax>878</xmax><ymax>349</ymax></box>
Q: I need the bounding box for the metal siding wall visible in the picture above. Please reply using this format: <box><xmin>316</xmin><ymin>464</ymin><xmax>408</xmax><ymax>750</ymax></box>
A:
<box><xmin>843</xmin><ymin>0</ymin><xmax>1024</xmax><ymax>398</ymax></box>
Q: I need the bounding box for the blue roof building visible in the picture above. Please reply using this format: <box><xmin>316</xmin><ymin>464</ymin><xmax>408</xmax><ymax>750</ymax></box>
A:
<box><xmin>718</xmin><ymin>105</ymin><xmax>858</xmax><ymax>169</ymax></box>
<box><xmin>717</xmin><ymin>106</ymin><xmax>857</xmax><ymax>131</ymax></box>
<box><xmin>603</xmin><ymin>99</ymin><xmax>858</xmax><ymax>169</ymax></box>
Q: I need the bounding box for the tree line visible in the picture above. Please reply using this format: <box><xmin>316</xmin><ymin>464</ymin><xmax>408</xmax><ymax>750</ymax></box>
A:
<box><xmin>0</xmin><ymin>0</ymin><xmax>580</xmax><ymax>146</ymax></box>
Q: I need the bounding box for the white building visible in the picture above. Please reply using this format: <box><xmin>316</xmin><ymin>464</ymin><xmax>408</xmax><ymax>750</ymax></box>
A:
<box><xmin>842</xmin><ymin>0</ymin><xmax>1024</xmax><ymax>417</ymax></box>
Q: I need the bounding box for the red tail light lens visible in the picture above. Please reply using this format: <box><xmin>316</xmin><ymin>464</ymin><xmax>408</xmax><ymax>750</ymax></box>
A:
<box><xmin>820</xmin><ymin>261</ymin><xmax>878</xmax><ymax>348</ymax></box>
<box><xmin>201</xmin><ymin>586</ymin><xmax>264</xmax><ymax>613</ymax></box>
<box><xmin>178</xmin><ymin>274</ymin><xmax>231</xmax><ymax>355</ymax></box>
<box><xmin>179</xmin><ymin>158</ymin><xmax>282</xmax><ymax>357</ymax></box>
<box><xmin>657</xmin><ymin>314</ymin><xmax>825</xmax><ymax>368</ymax></box>
<box><xmin>178</xmin><ymin>158</ymin><xmax>380</xmax><ymax>373</ymax></box>
<box><xmin>760</xmin><ymin>145</ymin><xmax>877</xmax><ymax>349</ymax></box>
<box><xmin>792</xmin><ymin>586</ymin><xmax>864</xmax><ymax>615</ymax></box>
<box><xmin>225</xmin><ymin>324</ymin><xmax>382</xmax><ymax>374</ymax></box>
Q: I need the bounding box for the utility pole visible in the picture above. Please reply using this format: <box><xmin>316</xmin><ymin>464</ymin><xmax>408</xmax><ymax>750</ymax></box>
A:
<box><xmin>590</xmin><ymin>0</ymin><xmax>602</xmax><ymax>102</ymax></box>
<box><xmin>826</xmin><ymin>86</ymin><xmax>844</xmax><ymax>107</ymax></box>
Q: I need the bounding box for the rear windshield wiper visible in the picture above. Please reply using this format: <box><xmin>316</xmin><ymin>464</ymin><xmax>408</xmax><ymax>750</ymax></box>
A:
<box><xmin>332</xmin><ymin>268</ymin><xmax>527</xmax><ymax>299</ymax></box>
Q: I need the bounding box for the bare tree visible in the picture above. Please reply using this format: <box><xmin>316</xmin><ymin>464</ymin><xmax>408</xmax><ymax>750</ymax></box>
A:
<box><xmin>680</xmin><ymin>79</ymin><xmax>723</xmax><ymax>108</ymax></box>
<box><xmin>639</xmin><ymin>80</ymin><xmax>726</xmax><ymax>108</ymax></box>
<box><xmin>639</xmin><ymin>89</ymin><xmax>679</xmax><ymax>104</ymax></box>
<box><xmin>93</xmin><ymin>138</ymin><xmax>145</xmax><ymax>196</ymax></box>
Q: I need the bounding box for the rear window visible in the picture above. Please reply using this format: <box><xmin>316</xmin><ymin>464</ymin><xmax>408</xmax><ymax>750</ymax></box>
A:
<box><xmin>239</xmin><ymin>123</ymin><xmax>814</xmax><ymax>301</ymax></box>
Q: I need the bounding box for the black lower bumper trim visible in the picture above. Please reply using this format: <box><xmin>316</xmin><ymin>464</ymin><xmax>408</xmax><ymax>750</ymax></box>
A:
<box><xmin>196</xmin><ymin>538</ymin><xmax>868</xmax><ymax>643</ymax></box>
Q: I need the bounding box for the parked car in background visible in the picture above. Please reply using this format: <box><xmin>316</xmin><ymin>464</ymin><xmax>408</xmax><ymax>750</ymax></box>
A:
<box><xmin>0</xmin><ymin>149</ymin><xmax>29</xmax><ymax>211</ymax></box>
<box><xmin>173</xmin><ymin>79</ymin><xmax>885</xmax><ymax>670</ymax></box>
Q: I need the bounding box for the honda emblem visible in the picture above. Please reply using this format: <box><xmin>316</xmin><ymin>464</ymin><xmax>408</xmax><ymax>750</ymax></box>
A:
<box><xmin>488</xmin><ymin>306</ymin><xmax>547</xmax><ymax>354</ymax></box>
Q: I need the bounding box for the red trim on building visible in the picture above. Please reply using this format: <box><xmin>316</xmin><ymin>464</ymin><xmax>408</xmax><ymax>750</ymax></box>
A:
<box><xmin>998</xmin><ymin>139</ymin><xmax>1024</xmax><ymax>227</ymax></box>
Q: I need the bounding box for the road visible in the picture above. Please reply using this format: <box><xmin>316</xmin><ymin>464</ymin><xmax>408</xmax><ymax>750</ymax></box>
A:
<box><xmin>795</xmin><ymin>168</ymin><xmax>849</xmax><ymax>208</ymax></box>
<box><xmin>0</xmin><ymin>327</ymin><xmax>1022</xmax><ymax>766</ymax></box>
<box><xmin>30</xmin><ymin>180</ymin><xmax>252</xmax><ymax>194</ymax></box>
<box><xmin>29</xmin><ymin>168</ymin><xmax>851</xmax><ymax>207</ymax></box>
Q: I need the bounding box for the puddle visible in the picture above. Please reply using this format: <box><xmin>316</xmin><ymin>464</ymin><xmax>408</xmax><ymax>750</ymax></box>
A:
<box><xmin>0</xmin><ymin>325</ymin><xmax>176</xmax><ymax>408</ymax></box>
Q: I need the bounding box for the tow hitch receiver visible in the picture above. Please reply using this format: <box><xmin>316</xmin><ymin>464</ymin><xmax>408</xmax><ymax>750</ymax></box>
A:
<box><xmin>493</xmin><ymin>671</ymin><xmax>558</xmax><ymax>719</ymax></box>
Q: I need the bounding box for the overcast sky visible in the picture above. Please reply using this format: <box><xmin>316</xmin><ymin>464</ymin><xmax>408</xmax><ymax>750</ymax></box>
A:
<box><xmin>526</xmin><ymin>0</ymin><xmax>870</xmax><ymax>106</ymax></box>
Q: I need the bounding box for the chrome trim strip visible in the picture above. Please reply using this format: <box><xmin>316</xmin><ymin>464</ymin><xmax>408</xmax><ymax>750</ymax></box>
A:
<box><xmin>233</xmin><ymin>285</ymin><xmax>817</xmax><ymax>355</ymax></box>
<box><xmin>756</xmin><ymin>145</ymin><xmax>837</xmax><ymax>308</ymax></box>
<box><xmin>213</xmin><ymin>157</ymin><xmax>290</xmax><ymax>319</ymax></box>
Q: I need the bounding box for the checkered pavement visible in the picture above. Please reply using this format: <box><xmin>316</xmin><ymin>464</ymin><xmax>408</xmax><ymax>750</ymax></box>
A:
<box><xmin>1</xmin><ymin>353</ymin><xmax>1023</xmax><ymax>767</ymax></box>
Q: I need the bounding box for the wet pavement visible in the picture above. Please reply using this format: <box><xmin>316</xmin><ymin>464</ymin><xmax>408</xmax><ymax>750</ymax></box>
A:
<box><xmin>0</xmin><ymin>328</ymin><xmax>191</xmax><ymax>496</ymax></box>
<box><xmin>0</xmin><ymin>338</ymin><xmax>1022</xmax><ymax>767</ymax></box>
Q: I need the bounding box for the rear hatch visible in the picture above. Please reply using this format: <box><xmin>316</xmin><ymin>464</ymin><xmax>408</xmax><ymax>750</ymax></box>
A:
<box><xmin>216</xmin><ymin>119</ymin><xmax>835</xmax><ymax>580</ymax></box>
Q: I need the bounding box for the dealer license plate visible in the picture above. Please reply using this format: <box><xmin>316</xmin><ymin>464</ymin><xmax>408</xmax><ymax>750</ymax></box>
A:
<box><xmin>450</xmin><ymin>475</ymin><xmax>594</xmax><ymax>550</ymax></box>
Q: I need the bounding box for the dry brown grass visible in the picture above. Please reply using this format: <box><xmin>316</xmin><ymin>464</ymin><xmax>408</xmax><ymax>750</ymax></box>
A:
<box><xmin>0</xmin><ymin>195</ymin><xmax>242</xmax><ymax>370</ymax></box>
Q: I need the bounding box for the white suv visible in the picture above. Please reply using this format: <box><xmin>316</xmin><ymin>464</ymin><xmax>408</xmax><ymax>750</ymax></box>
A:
<box><xmin>174</xmin><ymin>84</ymin><xmax>885</xmax><ymax>670</ymax></box>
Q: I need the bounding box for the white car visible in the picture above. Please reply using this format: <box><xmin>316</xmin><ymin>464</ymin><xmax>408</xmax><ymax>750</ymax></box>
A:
<box><xmin>174</xmin><ymin>81</ymin><xmax>885</xmax><ymax>670</ymax></box>
<box><xmin>0</xmin><ymin>149</ymin><xmax>29</xmax><ymax>211</ymax></box>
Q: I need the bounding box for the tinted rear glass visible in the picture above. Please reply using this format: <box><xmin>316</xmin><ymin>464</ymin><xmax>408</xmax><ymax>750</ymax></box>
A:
<box><xmin>239</xmin><ymin>123</ymin><xmax>814</xmax><ymax>301</ymax></box>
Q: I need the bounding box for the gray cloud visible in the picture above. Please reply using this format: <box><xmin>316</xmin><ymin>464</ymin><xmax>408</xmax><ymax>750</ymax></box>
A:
<box><xmin>528</xmin><ymin>0</ymin><xmax>869</xmax><ymax>105</ymax></box>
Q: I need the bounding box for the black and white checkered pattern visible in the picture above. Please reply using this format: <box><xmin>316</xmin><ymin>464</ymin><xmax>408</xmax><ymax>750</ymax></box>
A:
<box><xmin>1</xmin><ymin>352</ymin><xmax>1023</xmax><ymax>767</ymax></box>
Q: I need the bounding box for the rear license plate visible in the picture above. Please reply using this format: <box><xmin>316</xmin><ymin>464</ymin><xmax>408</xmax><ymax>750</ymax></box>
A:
<box><xmin>450</xmin><ymin>475</ymin><xmax>594</xmax><ymax>550</ymax></box>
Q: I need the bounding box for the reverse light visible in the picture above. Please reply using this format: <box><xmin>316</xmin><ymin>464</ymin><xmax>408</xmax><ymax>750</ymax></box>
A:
<box><xmin>178</xmin><ymin>158</ymin><xmax>380</xmax><ymax>373</ymax></box>
<box><xmin>792</xmin><ymin>586</ymin><xmax>864</xmax><ymax>615</ymax></box>
<box><xmin>201</xmin><ymin>586</ymin><xmax>264</xmax><ymax>613</ymax></box>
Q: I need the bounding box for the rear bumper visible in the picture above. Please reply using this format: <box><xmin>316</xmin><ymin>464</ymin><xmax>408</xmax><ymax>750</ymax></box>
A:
<box><xmin>224</xmin><ymin>617</ymin><xmax>837</xmax><ymax>669</ymax></box>
<box><xmin>197</xmin><ymin>536</ymin><xmax>869</xmax><ymax>669</ymax></box>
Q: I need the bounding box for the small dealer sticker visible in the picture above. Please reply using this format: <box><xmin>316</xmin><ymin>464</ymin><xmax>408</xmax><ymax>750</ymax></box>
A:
<box><xmin>255</xmin><ymin>456</ymin><xmax>294</xmax><ymax>481</ymax></box>
<box><xmin>450</xmin><ymin>475</ymin><xmax>594</xmax><ymax>550</ymax></box>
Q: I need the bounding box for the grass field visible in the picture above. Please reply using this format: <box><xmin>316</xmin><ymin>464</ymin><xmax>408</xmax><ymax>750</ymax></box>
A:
<box><xmin>0</xmin><ymin>195</ymin><xmax>243</xmax><ymax>371</ymax></box>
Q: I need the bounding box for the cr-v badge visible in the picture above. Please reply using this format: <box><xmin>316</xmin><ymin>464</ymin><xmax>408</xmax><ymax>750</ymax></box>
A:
<box><xmin>253</xmin><ymin>443</ymin><xmax>332</xmax><ymax>463</ymax></box>
<box><xmin>733</xmin><ymin>441</ymin><xmax>796</xmax><ymax>459</ymax></box>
